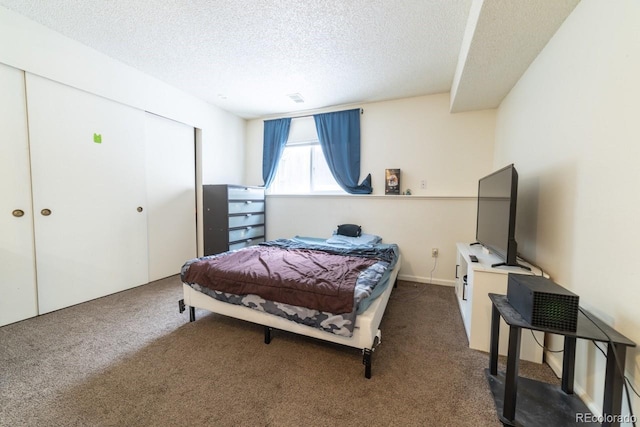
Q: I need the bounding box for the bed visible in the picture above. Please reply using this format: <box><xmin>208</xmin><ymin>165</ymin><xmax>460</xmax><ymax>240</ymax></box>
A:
<box><xmin>178</xmin><ymin>235</ymin><xmax>401</xmax><ymax>378</ymax></box>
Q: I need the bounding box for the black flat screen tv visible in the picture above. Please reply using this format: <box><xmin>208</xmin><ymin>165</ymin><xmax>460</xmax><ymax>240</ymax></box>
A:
<box><xmin>475</xmin><ymin>164</ymin><xmax>522</xmax><ymax>268</ymax></box>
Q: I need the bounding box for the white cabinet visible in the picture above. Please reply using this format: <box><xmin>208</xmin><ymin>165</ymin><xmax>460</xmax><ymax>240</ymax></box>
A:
<box><xmin>455</xmin><ymin>242</ymin><xmax>544</xmax><ymax>363</ymax></box>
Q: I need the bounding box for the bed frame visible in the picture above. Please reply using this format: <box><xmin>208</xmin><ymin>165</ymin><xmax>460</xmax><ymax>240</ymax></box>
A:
<box><xmin>178</xmin><ymin>254</ymin><xmax>401</xmax><ymax>378</ymax></box>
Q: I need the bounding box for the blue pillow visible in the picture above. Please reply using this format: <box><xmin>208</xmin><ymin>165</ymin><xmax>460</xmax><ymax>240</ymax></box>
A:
<box><xmin>326</xmin><ymin>233</ymin><xmax>382</xmax><ymax>246</ymax></box>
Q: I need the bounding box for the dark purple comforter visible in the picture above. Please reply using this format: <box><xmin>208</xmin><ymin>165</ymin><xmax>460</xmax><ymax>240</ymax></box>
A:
<box><xmin>181</xmin><ymin>245</ymin><xmax>377</xmax><ymax>314</ymax></box>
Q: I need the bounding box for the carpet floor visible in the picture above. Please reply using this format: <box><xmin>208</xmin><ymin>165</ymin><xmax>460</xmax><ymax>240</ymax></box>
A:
<box><xmin>0</xmin><ymin>277</ymin><xmax>559</xmax><ymax>426</ymax></box>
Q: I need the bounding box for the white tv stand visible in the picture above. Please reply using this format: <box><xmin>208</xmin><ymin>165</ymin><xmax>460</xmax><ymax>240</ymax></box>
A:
<box><xmin>455</xmin><ymin>242</ymin><xmax>544</xmax><ymax>363</ymax></box>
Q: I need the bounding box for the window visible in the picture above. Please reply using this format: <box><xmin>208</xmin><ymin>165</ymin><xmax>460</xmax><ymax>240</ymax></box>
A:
<box><xmin>268</xmin><ymin>141</ymin><xmax>344</xmax><ymax>194</ymax></box>
<box><xmin>268</xmin><ymin>118</ymin><xmax>345</xmax><ymax>195</ymax></box>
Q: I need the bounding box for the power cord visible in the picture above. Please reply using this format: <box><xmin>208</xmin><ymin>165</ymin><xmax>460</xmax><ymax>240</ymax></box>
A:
<box><xmin>530</xmin><ymin>329</ymin><xmax>564</xmax><ymax>353</ymax></box>
<box><xmin>591</xmin><ymin>341</ymin><xmax>640</xmax><ymax>399</ymax></box>
<box><xmin>429</xmin><ymin>255</ymin><xmax>438</xmax><ymax>285</ymax></box>
<box><xmin>579</xmin><ymin>307</ymin><xmax>637</xmax><ymax>427</ymax></box>
<box><xmin>516</xmin><ymin>252</ymin><xmax>546</xmax><ymax>277</ymax></box>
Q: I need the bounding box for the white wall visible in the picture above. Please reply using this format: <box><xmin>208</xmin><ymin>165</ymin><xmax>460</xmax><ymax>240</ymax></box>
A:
<box><xmin>245</xmin><ymin>94</ymin><xmax>497</xmax><ymax>283</ymax></box>
<box><xmin>246</xmin><ymin>94</ymin><xmax>496</xmax><ymax>196</ymax></box>
<box><xmin>494</xmin><ymin>0</ymin><xmax>639</xmax><ymax>419</ymax></box>
<box><xmin>0</xmin><ymin>6</ymin><xmax>245</xmax><ymax>186</ymax></box>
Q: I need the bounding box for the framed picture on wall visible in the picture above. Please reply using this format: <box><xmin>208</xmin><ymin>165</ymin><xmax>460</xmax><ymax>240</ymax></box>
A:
<box><xmin>385</xmin><ymin>168</ymin><xmax>400</xmax><ymax>195</ymax></box>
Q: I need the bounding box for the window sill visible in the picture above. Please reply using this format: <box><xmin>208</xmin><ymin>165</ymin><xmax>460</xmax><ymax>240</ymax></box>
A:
<box><xmin>266</xmin><ymin>194</ymin><xmax>475</xmax><ymax>200</ymax></box>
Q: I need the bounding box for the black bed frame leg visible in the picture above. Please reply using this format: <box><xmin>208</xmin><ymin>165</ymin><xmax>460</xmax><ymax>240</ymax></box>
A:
<box><xmin>264</xmin><ymin>327</ymin><xmax>272</xmax><ymax>344</ymax></box>
<box><xmin>362</xmin><ymin>333</ymin><xmax>380</xmax><ymax>379</ymax></box>
<box><xmin>363</xmin><ymin>349</ymin><xmax>372</xmax><ymax>379</ymax></box>
<box><xmin>178</xmin><ymin>299</ymin><xmax>196</xmax><ymax>322</ymax></box>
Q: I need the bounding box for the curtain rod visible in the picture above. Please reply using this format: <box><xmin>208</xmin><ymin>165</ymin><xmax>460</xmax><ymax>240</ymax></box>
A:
<box><xmin>264</xmin><ymin>108</ymin><xmax>363</xmax><ymax>121</ymax></box>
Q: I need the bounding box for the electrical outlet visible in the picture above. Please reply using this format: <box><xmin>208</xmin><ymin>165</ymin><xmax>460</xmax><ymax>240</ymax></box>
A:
<box><xmin>421</xmin><ymin>180</ymin><xmax>426</xmax><ymax>189</ymax></box>
<box><xmin>431</xmin><ymin>248</ymin><xmax>439</xmax><ymax>258</ymax></box>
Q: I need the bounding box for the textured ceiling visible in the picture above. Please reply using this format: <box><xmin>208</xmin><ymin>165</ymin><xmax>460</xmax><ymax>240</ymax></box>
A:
<box><xmin>450</xmin><ymin>0</ymin><xmax>580</xmax><ymax>112</ymax></box>
<box><xmin>0</xmin><ymin>0</ymin><xmax>578</xmax><ymax>119</ymax></box>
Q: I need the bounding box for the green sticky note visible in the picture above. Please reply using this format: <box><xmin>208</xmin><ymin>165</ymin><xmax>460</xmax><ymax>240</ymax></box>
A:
<box><xmin>93</xmin><ymin>133</ymin><xmax>102</xmax><ymax>143</ymax></box>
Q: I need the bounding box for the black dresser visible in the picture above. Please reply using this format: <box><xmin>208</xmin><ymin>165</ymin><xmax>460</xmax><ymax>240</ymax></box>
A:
<box><xmin>202</xmin><ymin>184</ymin><xmax>266</xmax><ymax>255</ymax></box>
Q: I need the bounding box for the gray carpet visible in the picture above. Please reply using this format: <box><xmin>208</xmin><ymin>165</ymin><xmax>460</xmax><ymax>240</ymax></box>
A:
<box><xmin>0</xmin><ymin>277</ymin><xmax>559</xmax><ymax>426</ymax></box>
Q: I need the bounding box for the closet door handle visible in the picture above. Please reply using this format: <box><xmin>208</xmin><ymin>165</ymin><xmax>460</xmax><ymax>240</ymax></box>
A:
<box><xmin>137</xmin><ymin>207</ymin><xmax>144</xmax><ymax>212</ymax></box>
<box><xmin>12</xmin><ymin>209</ymin><xmax>25</xmax><ymax>217</ymax></box>
<box><xmin>41</xmin><ymin>209</ymin><xmax>52</xmax><ymax>216</ymax></box>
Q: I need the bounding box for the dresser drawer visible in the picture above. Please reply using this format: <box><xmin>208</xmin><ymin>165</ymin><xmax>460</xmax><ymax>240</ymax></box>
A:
<box><xmin>229</xmin><ymin>213</ymin><xmax>265</xmax><ymax>228</ymax></box>
<box><xmin>228</xmin><ymin>186</ymin><xmax>265</xmax><ymax>201</ymax></box>
<box><xmin>203</xmin><ymin>184</ymin><xmax>266</xmax><ymax>257</ymax></box>
<box><xmin>228</xmin><ymin>200</ymin><xmax>265</xmax><ymax>214</ymax></box>
<box><xmin>229</xmin><ymin>225</ymin><xmax>265</xmax><ymax>242</ymax></box>
<box><xmin>229</xmin><ymin>238</ymin><xmax>265</xmax><ymax>251</ymax></box>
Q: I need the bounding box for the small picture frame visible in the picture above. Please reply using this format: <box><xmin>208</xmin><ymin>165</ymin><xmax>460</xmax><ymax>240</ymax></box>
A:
<box><xmin>385</xmin><ymin>168</ymin><xmax>400</xmax><ymax>195</ymax></box>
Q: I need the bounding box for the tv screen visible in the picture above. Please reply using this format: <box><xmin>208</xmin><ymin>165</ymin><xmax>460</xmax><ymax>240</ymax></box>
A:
<box><xmin>475</xmin><ymin>164</ymin><xmax>519</xmax><ymax>267</ymax></box>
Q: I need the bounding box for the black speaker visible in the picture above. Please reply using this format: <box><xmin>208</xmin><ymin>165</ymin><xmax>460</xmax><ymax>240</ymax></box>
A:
<box><xmin>507</xmin><ymin>273</ymin><xmax>579</xmax><ymax>332</ymax></box>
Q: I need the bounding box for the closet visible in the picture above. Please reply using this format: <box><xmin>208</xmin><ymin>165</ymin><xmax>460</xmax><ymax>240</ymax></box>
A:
<box><xmin>0</xmin><ymin>63</ymin><xmax>38</xmax><ymax>324</ymax></box>
<box><xmin>0</xmin><ymin>63</ymin><xmax>196</xmax><ymax>326</ymax></box>
<box><xmin>145</xmin><ymin>113</ymin><xmax>197</xmax><ymax>281</ymax></box>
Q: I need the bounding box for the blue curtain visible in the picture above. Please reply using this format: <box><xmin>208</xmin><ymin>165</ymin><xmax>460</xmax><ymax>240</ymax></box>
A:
<box><xmin>262</xmin><ymin>118</ymin><xmax>291</xmax><ymax>188</ymax></box>
<box><xmin>314</xmin><ymin>109</ymin><xmax>372</xmax><ymax>194</ymax></box>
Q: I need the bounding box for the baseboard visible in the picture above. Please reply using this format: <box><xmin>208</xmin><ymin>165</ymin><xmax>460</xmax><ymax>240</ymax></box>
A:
<box><xmin>545</xmin><ymin>351</ymin><xmax>563</xmax><ymax>378</ymax></box>
<box><xmin>545</xmin><ymin>350</ymin><xmax>602</xmax><ymax>418</ymax></box>
<box><xmin>397</xmin><ymin>274</ymin><xmax>454</xmax><ymax>287</ymax></box>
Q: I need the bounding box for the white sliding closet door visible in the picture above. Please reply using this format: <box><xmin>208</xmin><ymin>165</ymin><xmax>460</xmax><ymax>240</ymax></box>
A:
<box><xmin>145</xmin><ymin>113</ymin><xmax>196</xmax><ymax>281</ymax></box>
<box><xmin>0</xmin><ymin>64</ymin><xmax>38</xmax><ymax>326</ymax></box>
<box><xmin>26</xmin><ymin>74</ymin><xmax>149</xmax><ymax>314</ymax></box>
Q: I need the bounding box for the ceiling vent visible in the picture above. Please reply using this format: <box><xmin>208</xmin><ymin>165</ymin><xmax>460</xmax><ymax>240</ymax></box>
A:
<box><xmin>287</xmin><ymin>93</ymin><xmax>305</xmax><ymax>103</ymax></box>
